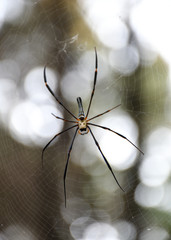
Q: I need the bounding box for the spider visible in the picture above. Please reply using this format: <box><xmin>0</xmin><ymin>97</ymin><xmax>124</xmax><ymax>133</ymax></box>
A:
<box><xmin>42</xmin><ymin>48</ymin><xmax>144</xmax><ymax>207</ymax></box>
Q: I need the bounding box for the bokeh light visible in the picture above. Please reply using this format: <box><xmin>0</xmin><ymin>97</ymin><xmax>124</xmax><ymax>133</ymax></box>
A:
<box><xmin>0</xmin><ymin>0</ymin><xmax>26</xmax><ymax>28</ymax></box>
<box><xmin>99</xmin><ymin>110</ymin><xmax>140</xmax><ymax>170</ymax></box>
<box><xmin>140</xmin><ymin>226</ymin><xmax>169</xmax><ymax>240</ymax></box>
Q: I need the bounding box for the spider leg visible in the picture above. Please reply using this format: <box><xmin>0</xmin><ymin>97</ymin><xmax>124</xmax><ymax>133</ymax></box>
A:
<box><xmin>63</xmin><ymin>127</ymin><xmax>78</xmax><ymax>207</ymax></box>
<box><xmin>88</xmin><ymin>123</ymin><xmax>144</xmax><ymax>155</ymax></box>
<box><xmin>41</xmin><ymin>125</ymin><xmax>77</xmax><ymax>168</ymax></box>
<box><xmin>44</xmin><ymin>66</ymin><xmax>77</xmax><ymax>120</ymax></box>
<box><xmin>51</xmin><ymin>113</ymin><xmax>77</xmax><ymax>123</ymax></box>
<box><xmin>88</xmin><ymin>126</ymin><xmax>125</xmax><ymax>192</ymax></box>
<box><xmin>86</xmin><ymin>47</ymin><xmax>98</xmax><ymax>118</ymax></box>
<box><xmin>87</xmin><ymin>104</ymin><xmax>121</xmax><ymax>122</ymax></box>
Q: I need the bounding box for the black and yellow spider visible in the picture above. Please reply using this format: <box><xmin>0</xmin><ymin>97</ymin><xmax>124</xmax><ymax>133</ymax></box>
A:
<box><xmin>42</xmin><ymin>48</ymin><xmax>144</xmax><ymax>207</ymax></box>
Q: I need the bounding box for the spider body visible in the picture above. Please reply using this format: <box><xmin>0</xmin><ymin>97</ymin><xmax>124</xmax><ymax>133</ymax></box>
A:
<box><xmin>42</xmin><ymin>48</ymin><xmax>144</xmax><ymax>207</ymax></box>
<box><xmin>78</xmin><ymin>118</ymin><xmax>88</xmax><ymax>135</ymax></box>
<box><xmin>77</xmin><ymin>97</ymin><xmax>89</xmax><ymax>135</ymax></box>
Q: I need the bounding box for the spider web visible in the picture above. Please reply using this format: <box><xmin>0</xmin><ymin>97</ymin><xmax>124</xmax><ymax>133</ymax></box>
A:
<box><xmin>0</xmin><ymin>1</ymin><xmax>171</xmax><ymax>240</ymax></box>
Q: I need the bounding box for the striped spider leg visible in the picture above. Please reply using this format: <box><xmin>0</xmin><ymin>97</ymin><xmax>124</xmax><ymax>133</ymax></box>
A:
<box><xmin>42</xmin><ymin>47</ymin><xmax>144</xmax><ymax>207</ymax></box>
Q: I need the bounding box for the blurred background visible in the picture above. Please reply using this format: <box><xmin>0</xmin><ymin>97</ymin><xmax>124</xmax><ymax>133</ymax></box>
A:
<box><xmin>0</xmin><ymin>0</ymin><xmax>171</xmax><ymax>239</ymax></box>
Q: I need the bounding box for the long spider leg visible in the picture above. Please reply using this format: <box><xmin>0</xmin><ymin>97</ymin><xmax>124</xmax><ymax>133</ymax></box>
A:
<box><xmin>44</xmin><ymin>66</ymin><xmax>77</xmax><ymax>120</ymax></box>
<box><xmin>41</xmin><ymin>125</ymin><xmax>77</xmax><ymax>168</ymax></box>
<box><xmin>86</xmin><ymin>47</ymin><xmax>98</xmax><ymax>118</ymax></box>
<box><xmin>88</xmin><ymin>126</ymin><xmax>124</xmax><ymax>192</ymax></box>
<box><xmin>63</xmin><ymin>127</ymin><xmax>78</xmax><ymax>207</ymax></box>
<box><xmin>51</xmin><ymin>113</ymin><xmax>77</xmax><ymax>123</ymax></box>
<box><xmin>87</xmin><ymin>104</ymin><xmax>121</xmax><ymax>122</ymax></box>
<box><xmin>88</xmin><ymin>123</ymin><xmax>144</xmax><ymax>155</ymax></box>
